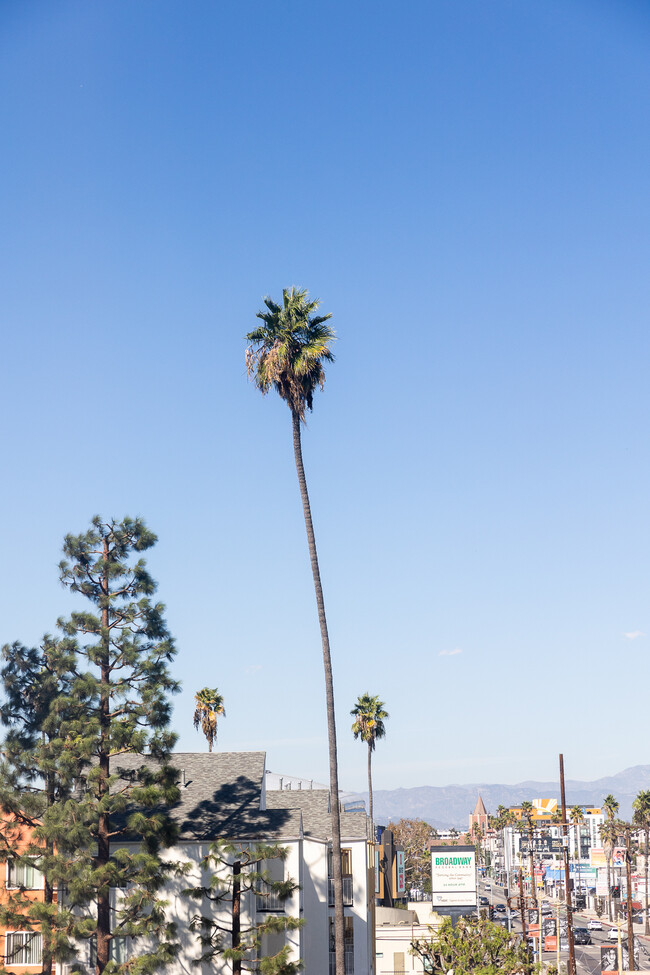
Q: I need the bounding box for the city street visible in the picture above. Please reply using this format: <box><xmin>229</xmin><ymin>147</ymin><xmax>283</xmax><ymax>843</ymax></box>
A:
<box><xmin>478</xmin><ymin>880</ymin><xmax>650</xmax><ymax>973</ymax></box>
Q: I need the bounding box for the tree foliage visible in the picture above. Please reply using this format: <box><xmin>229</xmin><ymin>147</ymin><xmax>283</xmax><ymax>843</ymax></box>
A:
<box><xmin>350</xmin><ymin>694</ymin><xmax>388</xmax><ymax>750</ymax></box>
<box><xmin>245</xmin><ymin>286</ymin><xmax>335</xmax><ymax>421</ymax></box>
<box><xmin>0</xmin><ymin>635</ymin><xmax>81</xmax><ymax>975</ymax></box>
<box><xmin>184</xmin><ymin>840</ymin><xmax>303</xmax><ymax>974</ymax></box>
<box><xmin>386</xmin><ymin>818</ymin><xmax>438</xmax><ymax>889</ymax></box>
<box><xmin>0</xmin><ymin>517</ymin><xmax>182</xmax><ymax>975</ymax></box>
<box><xmin>411</xmin><ymin>916</ymin><xmax>528</xmax><ymax>975</ymax></box>
<box><xmin>633</xmin><ymin>790</ymin><xmax>650</xmax><ymax>935</ymax></box>
<box><xmin>193</xmin><ymin>687</ymin><xmax>225</xmax><ymax>752</ymax></box>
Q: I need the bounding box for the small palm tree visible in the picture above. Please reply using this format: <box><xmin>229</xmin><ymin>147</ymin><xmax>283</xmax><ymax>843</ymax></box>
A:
<box><xmin>633</xmin><ymin>790</ymin><xmax>650</xmax><ymax>935</ymax></box>
<box><xmin>519</xmin><ymin>801</ymin><xmax>538</xmax><ymax>912</ymax></box>
<box><xmin>570</xmin><ymin>805</ymin><xmax>585</xmax><ymax>897</ymax></box>
<box><xmin>246</xmin><ymin>288</ymin><xmax>346</xmax><ymax>975</ymax></box>
<box><xmin>351</xmin><ymin>693</ymin><xmax>388</xmax><ymax>842</ymax></box>
<box><xmin>193</xmin><ymin>687</ymin><xmax>225</xmax><ymax>752</ymax></box>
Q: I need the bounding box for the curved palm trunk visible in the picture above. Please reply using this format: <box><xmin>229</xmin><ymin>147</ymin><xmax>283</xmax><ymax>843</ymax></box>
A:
<box><xmin>367</xmin><ymin>742</ymin><xmax>374</xmax><ymax>843</ymax></box>
<box><xmin>292</xmin><ymin>410</ymin><xmax>345</xmax><ymax>975</ymax></box>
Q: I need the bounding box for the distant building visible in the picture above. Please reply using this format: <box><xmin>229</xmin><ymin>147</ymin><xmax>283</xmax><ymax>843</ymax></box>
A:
<box><xmin>468</xmin><ymin>794</ymin><xmax>489</xmax><ymax>836</ymax></box>
<box><xmin>54</xmin><ymin>752</ymin><xmax>374</xmax><ymax>975</ymax></box>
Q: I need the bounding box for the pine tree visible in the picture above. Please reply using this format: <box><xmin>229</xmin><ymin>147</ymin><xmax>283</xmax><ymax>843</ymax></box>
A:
<box><xmin>35</xmin><ymin>516</ymin><xmax>180</xmax><ymax>975</ymax></box>
<box><xmin>0</xmin><ymin>635</ymin><xmax>81</xmax><ymax>975</ymax></box>
<box><xmin>184</xmin><ymin>840</ymin><xmax>303</xmax><ymax>974</ymax></box>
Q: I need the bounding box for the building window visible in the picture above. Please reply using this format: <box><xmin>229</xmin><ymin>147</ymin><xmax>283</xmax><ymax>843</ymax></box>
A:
<box><xmin>5</xmin><ymin>932</ymin><xmax>42</xmax><ymax>966</ymax></box>
<box><xmin>328</xmin><ymin>848</ymin><xmax>352</xmax><ymax>877</ymax></box>
<box><xmin>329</xmin><ymin>917</ymin><xmax>353</xmax><ymax>974</ymax></box>
<box><xmin>328</xmin><ymin>848</ymin><xmax>353</xmax><ymax>906</ymax></box>
<box><xmin>6</xmin><ymin>860</ymin><xmax>43</xmax><ymax>890</ymax></box>
<box><xmin>256</xmin><ymin>858</ymin><xmax>286</xmax><ymax>912</ymax></box>
<box><xmin>90</xmin><ymin>936</ymin><xmax>131</xmax><ymax>965</ymax></box>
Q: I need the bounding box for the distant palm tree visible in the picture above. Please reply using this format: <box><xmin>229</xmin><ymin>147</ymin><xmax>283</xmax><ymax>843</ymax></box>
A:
<box><xmin>570</xmin><ymin>805</ymin><xmax>585</xmax><ymax>897</ymax></box>
<box><xmin>633</xmin><ymin>790</ymin><xmax>650</xmax><ymax>935</ymax></box>
<box><xmin>351</xmin><ymin>694</ymin><xmax>388</xmax><ymax>842</ymax></box>
<box><xmin>245</xmin><ymin>288</ymin><xmax>346</xmax><ymax>975</ymax></box>
<box><xmin>193</xmin><ymin>687</ymin><xmax>225</xmax><ymax>752</ymax></box>
<box><xmin>494</xmin><ymin>805</ymin><xmax>515</xmax><ymax>889</ymax></box>
<box><xmin>601</xmin><ymin>794</ymin><xmax>620</xmax><ymax>922</ymax></box>
<box><xmin>519</xmin><ymin>801</ymin><xmax>538</xmax><ymax>913</ymax></box>
<box><xmin>471</xmin><ymin>823</ymin><xmax>485</xmax><ymax>865</ymax></box>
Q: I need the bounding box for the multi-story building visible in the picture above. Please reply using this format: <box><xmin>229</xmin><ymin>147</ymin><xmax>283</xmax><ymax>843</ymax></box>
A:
<box><xmin>0</xmin><ymin>816</ymin><xmax>51</xmax><ymax>972</ymax></box>
<box><xmin>494</xmin><ymin>799</ymin><xmax>603</xmax><ymax>894</ymax></box>
<box><xmin>0</xmin><ymin>753</ymin><xmax>372</xmax><ymax>974</ymax></box>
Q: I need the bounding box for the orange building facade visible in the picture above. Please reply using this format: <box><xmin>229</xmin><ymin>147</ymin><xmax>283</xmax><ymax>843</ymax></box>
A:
<box><xmin>0</xmin><ymin>817</ymin><xmax>53</xmax><ymax>972</ymax></box>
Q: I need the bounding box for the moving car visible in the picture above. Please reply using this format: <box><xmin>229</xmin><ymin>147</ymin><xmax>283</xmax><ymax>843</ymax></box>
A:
<box><xmin>587</xmin><ymin>919</ymin><xmax>603</xmax><ymax>931</ymax></box>
<box><xmin>573</xmin><ymin>928</ymin><xmax>592</xmax><ymax>945</ymax></box>
<box><xmin>494</xmin><ymin>903</ymin><xmax>506</xmax><ymax>913</ymax></box>
<box><xmin>608</xmin><ymin>928</ymin><xmax>623</xmax><ymax>942</ymax></box>
<box><xmin>479</xmin><ymin>896</ymin><xmax>489</xmax><ymax>906</ymax></box>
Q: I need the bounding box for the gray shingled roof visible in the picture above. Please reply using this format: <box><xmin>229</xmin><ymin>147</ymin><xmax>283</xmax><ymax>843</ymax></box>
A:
<box><xmin>111</xmin><ymin>752</ymin><xmax>301</xmax><ymax>841</ymax></box>
<box><xmin>265</xmin><ymin>790</ymin><xmax>368</xmax><ymax>841</ymax></box>
<box><xmin>108</xmin><ymin>752</ymin><xmax>366</xmax><ymax>843</ymax></box>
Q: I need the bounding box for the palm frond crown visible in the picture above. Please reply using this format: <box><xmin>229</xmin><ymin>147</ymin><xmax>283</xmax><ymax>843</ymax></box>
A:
<box><xmin>193</xmin><ymin>687</ymin><xmax>226</xmax><ymax>753</ymax></box>
<box><xmin>245</xmin><ymin>287</ymin><xmax>336</xmax><ymax>421</ymax></box>
<box><xmin>350</xmin><ymin>693</ymin><xmax>389</xmax><ymax>751</ymax></box>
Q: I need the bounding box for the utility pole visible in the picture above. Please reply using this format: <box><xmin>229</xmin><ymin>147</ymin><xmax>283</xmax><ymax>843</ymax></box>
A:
<box><xmin>518</xmin><ymin>868</ymin><xmax>531</xmax><ymax>975</ymax></box>
<box><xmin>560</xmin><ymin>754</ymin><xmax>577</xmax><ymax>975</ymax></box>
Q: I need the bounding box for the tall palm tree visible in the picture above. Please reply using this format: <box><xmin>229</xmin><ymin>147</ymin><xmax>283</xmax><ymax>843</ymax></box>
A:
<box><xmin>601</xmin><ymin>794</ymin><xmax>620</xmax><ymax>922</ymax></box>
<box><xmin>193</xmin><ymin>687</ymin><xmax>225</xmax><ymax>752</ymax></box>
<box><xmin>495</xmin><ymin>805</ymin><xmax>515</xmax><ymax>890</ymax></box>
<box><xmin>245</xmin><ymin>288</ymin><xmax>346</xmax><ymax>975</ymax></box>
<box><xmin>633</xmin><ymin>790</ymin><xmax>650</xmax><ymax>935</ymax></box>
<box><xmin>351</xmin><ymin>693</ymin><xmax>388</xmax><ymax>843</ymax></box>
<box><xmin>570</xmin><ymin>805</ymin><xmax>585</xmax><ymax>898</ymax></box>
<box><xmin>519</xmin><ymin>801</ymin><xmax>539</xmax><ymax>914</ymax></box>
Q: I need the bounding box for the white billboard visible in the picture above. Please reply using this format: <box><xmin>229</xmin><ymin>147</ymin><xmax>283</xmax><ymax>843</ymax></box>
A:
<box><xmin>431</xmin><ymin>845</ymin><xmax>477</xmax><ymax>907</ymax></box>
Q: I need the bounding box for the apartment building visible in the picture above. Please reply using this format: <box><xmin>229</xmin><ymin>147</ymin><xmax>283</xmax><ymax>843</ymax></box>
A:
<box><xmin>31</xmin><ymin>751</ymin><xmax>371</xmax><ymax>975</ymax></box>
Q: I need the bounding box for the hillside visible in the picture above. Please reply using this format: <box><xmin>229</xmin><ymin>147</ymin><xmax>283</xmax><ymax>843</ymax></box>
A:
<box><xmin>356</xmin><ymin>765</ymin><xmax>650</xmax><ymax>829</ymax></box>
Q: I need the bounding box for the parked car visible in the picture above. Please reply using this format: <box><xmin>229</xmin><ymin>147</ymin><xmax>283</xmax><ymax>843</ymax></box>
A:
<box><xmin>573</xmin><ymin>928</ymin><xmax>592</xmax><ymax>945</ymax></box>
<box><xmin>588</xmin><ymin>919</ymin><xmax>603</xmax><ymax>931</ymax></box>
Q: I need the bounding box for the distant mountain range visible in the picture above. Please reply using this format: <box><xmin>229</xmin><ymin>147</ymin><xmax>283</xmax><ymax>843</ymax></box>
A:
<box><xmin>355</xmin><ymin>766</ymin><xmax>650</xmax><ymax>830</ymax></box>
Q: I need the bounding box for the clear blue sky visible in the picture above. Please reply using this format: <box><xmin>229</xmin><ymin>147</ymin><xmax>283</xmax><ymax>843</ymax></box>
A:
<box><xmin>1</xmin><ymin>0</ymin><xmax>649</xmax><ymax>797</ymax></box>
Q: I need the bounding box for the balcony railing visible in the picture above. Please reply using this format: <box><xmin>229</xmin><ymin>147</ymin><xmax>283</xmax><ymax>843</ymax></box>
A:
<box><xmin>256</xmin><ymin>881</ymin><xmax>285</xmax><ymax>912</ymax></box>
<box><xmin>328</xmin><ymin>876</ymin><xmax>353</xmax><ymax>906</ymax></box>
<box><xmin>329</xmin><ymin>948</ymin><xmax>354</xmax><ymax>974</ymax></box>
